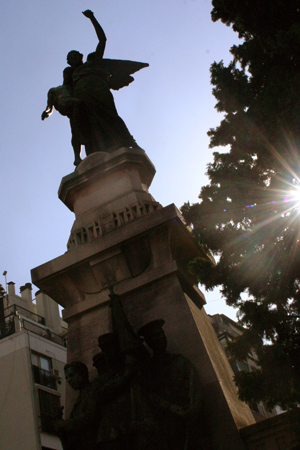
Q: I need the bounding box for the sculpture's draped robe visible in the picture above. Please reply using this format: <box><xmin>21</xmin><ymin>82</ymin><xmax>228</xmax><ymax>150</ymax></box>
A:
<box><xmin>72</xmin><ymin>61</ymin><xmax>135</xmax><ymax>154</ymax></box>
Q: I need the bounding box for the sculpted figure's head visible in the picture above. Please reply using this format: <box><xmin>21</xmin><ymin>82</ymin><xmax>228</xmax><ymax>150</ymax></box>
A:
<box><xmin>138</xmin><ymin>319</ymin><xmax>167</xmax><ymax>352</ymax></box>
<box><xmin>64</xmin><ymin>361</ymin><xmax>88</xmax><ymax>390</ymax></box>
<box><xmin>92</xmin><ymin>352</ymin><xmax>107</xmax><ymax>376</ymax></box>
<box><xmin>97</xmin><ymin>333</ymin><xmax>122</xmax><ymax>363</ymax></box>
<box><xmin>67</xmin><ymin>50</ymin><xmax>83</xmax><ymax>68</ymax></box>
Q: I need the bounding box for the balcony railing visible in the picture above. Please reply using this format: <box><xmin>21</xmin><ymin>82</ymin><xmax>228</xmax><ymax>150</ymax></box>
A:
<box><xmin>22</xmin><ymin>320</ymin><xmax>67</xmax><ymax>347</ymax></box>
<box><xmin>0</xmin><ymin>304</ymin><xmax>67</xmax><ymax>347</ymax></box>
<box><xmin>32</xmin><ymin>365</ymin><xmax>57</xmax><ymax>390</ymax></box>
<box><xmin>4</xmin><ymin>304</ymin><xmax>46</xmax><ymax>325</ymax></box>
<box><xmin>0</xmin><ymin>317</ymin><xmax>15</xmax><ymax>340</ymax></box>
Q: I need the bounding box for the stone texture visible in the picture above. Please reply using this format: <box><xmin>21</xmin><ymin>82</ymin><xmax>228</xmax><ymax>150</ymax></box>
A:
<box><xmin>58</xmin><ymin>149</ymin><xmax>160</xmax><ymax>250</ymax></box>
<box><xmin>240</xmin><ymin>411</ymin><xmax>296</xmax><ymax>449</ymax></box>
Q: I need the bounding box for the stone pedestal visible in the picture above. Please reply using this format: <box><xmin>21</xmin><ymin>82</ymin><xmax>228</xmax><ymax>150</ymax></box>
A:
<box><xmin>31</xmin><ymin>148</ymin><xmax>255</xmax><ymax>449</ymax></box>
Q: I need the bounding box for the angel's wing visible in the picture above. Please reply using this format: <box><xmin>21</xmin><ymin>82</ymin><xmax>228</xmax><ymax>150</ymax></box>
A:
<box><xmin>100</xmin><ymin>59</ymin><xmax>149</xmax><ymax>90</ymax></box>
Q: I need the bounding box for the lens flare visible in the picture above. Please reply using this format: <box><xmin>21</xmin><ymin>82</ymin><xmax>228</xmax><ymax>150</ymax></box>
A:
<box><xmin>288</xmin><ymin>185</ymin><xmax>300</xmax><ymax>204</ymax></box>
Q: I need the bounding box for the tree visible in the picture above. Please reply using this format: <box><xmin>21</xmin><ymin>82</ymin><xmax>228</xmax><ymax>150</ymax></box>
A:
<box><xmin>181</xmin><ymin>0</ymin><xmax>300</xmax><ymax>410</ymax></box>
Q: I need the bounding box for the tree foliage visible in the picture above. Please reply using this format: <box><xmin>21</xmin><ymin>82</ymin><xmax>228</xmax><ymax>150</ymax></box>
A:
<box><xmin>182</xmin><ymin>0</ymin><xmax>300</xmax><ymax>409</ymax></box>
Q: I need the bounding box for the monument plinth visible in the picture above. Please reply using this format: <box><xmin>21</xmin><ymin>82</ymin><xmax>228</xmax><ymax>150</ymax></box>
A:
<box><xmin>32</xmin><ymin>147</ymin><xmax>254</xmax><ymax>449</ymax></box>
<box><xmin>32</xmin><ymin>148</ymin><xmax>208</xmax><ymax>353</ymax></box>
<box><xmin>58</xmin><ymin>148</ymin><xmax>160</xmax><ymax>250</ymax></box>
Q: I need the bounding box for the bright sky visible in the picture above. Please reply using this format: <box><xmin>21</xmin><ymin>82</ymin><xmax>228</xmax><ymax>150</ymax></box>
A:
<box><xmin>1</xmin><ymin>1</ymin><xmax>240</xmax><ymax>320</ymax></box>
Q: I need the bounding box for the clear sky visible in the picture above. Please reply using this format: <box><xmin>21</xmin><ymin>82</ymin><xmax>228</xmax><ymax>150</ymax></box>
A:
<box><xmin>1</xmin><ymin>1</ymin><xmax>240</xmax><ymax>320</ymax></box>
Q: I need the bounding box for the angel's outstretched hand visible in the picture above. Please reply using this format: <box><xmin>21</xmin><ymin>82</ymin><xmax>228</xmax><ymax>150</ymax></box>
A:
<box><xmin>82</xmin><ymin>10</ymin><xmax>94</xmax><ymax>19</ymax></box>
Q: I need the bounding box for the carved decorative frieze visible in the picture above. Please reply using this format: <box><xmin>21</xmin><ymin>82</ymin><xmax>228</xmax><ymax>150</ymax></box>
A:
<box><xmin>67</xmin><ymin>200</ymin><xmax>161</xmax><ymax>250</ymax></box>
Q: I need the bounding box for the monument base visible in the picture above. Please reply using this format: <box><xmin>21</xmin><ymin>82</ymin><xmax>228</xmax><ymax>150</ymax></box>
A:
<box><xmin>32</xmin><ymin>149</ymin><xmax>255</xmax><ymax>449</ymax></box>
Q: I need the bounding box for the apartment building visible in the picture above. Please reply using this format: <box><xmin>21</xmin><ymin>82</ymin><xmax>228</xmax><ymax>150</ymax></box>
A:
<box><xmin>0</xmin><ymin>282</ymin><xmax>67</xmax><ymax>450</ymax></box>
<box><xmin>209</xmin><ymin>313</ymin><xmax>281</xmax><ymax>422</ymax></box>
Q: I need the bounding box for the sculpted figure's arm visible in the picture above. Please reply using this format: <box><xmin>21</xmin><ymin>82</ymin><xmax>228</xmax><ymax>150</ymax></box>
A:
<box><xmin>41</xmin><ymin>88</ymin><xmax>55</xmax><ymax>120</ymax></box>
<box><xmin>82</xmin><ymin>10</ymin><xmax>107</xmax><ymax>59</ymax></box>
<box><xmin>56</xmin><ymin>389</ymin><xmax>98</xmax><ymax>434</ymax></box>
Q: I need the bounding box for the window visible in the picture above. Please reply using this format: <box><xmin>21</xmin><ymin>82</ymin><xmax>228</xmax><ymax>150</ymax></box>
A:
<box><xmin>38</xmin><ymin>389</ymin><xmax>61</xmax><ymax>435</ymax></box>
<box><xmin>31</xmin><ymin>352</ymin><xmax>56</xmax><ymax>390</ymax></box>
<box><xmin>236</xmin><ymin>360</ymin><xmax>250</xmax><ymax>372</ymax></box>
<box><xmin>32</xmin><ymin>352</ymin><xmax>51</xmax><ymax>371</ymax></box>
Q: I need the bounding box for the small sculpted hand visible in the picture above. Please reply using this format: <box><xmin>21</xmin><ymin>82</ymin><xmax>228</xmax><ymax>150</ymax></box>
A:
<box><xmin>41</xmin><ymin>110</ymin><xmax>49</xmax><ymax>121</ymax></box>
<box><xmin>53</xmin><ymin>405</ymin><xmax>64</xmax><ymax>421</ymax></box>
<box><xmin>82</xmin><ymin>10</ymin><xmax>94</xmax><ymax>19</ymax></box>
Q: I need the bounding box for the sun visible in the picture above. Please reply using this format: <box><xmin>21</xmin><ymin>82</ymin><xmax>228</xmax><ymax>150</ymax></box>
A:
<box><xmin>287</xmin><ymin>185</ymin><xmax>300</xmax><ymax>205</ymax></box>
<box><xmin>278</xmin><ymin>183</ymin><xmax>300</xmax><ymax>220</ymax></box>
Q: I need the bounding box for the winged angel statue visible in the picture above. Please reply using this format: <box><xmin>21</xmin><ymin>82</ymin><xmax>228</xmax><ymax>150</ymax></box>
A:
<box><xmin>42</xmin><ymin>10</ymin><xmax>148</xmax><ymax>167</ymax></box>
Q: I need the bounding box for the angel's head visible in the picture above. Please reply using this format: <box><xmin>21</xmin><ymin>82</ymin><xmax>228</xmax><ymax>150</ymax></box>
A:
<box><xmin>67</xmin><ymin>50</ymin><xmax>83</xmax><ymax>68</ymax></box>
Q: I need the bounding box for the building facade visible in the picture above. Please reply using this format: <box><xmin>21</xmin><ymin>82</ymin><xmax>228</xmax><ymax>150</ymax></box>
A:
<box><xmin>0</xmin><ymin>282</ymin><xmax>67</xmax><ymax>450</ymax></box>
<box><xmin>209</xmin><ymin>313</ymin><xmax>281</xmax><ymax>422</ymax></box>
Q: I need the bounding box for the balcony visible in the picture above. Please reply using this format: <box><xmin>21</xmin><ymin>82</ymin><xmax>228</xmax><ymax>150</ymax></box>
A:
<box><xmin>22</xmin><ymin>319</ymin><xmax>67</xmax><ymax>346</ymax></box>
<box><xmin>4</xmin><ymin>304</ymin><xmax>46</xmax><ymax>325</ymax></box>
<box><xmin>0</xmin><ymin>317</ymin><xmax>15</xmax><ymax>340</ymax></box>
<box><xmin>0</xmin><ymin>304</ymin><xmax>67</xmax><ymax>347</ymax></box>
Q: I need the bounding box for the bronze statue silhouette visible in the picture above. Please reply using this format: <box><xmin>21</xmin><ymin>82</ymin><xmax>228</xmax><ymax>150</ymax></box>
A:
<box><xmin>138</xmin><ymin>320</ymin><xmax>205</xmax><ymax>450</ymax></box>
<box><xmin>42</xmin><ymin>10</ymin><xmax>148</xmax><ymax>167</ymax></box>
<box><xmin>54</xmin><ymin>361</ymin><xmax>100</xmax><ymax>450</ymax></box>
<box><xmin>95</xmin><ymin>294</ymin><xmax>168</xmax><ymax>450</ymax></box>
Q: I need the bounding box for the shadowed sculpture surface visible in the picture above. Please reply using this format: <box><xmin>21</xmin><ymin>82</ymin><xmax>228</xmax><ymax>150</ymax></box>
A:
<box><xmin>138</xmin><ymin>319</ymin><xmax>208</xmax><ymax>450</ymax></box>
<box><xmin>55</xmin><ymin>295</ymin><xmax>206</xmax><ymax>449</ymax></box>
<box><xmin>54</xmin><ymin>361</ymin><xmax>100</xmax><ymax>450</ymax></box>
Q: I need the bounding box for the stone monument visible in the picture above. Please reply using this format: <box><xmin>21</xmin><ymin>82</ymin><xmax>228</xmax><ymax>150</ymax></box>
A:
<box><xmin>32</xmin><ymin>10</ymin><xmax>255</xmax><ymax>449</ymax></box>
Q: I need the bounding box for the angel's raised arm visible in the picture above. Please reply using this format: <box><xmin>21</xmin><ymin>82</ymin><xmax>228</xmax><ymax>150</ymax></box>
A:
<box><xmin>82</xmin><ymin>10</ymin><xmax>107</xmax><ymax>59</ymax></box>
